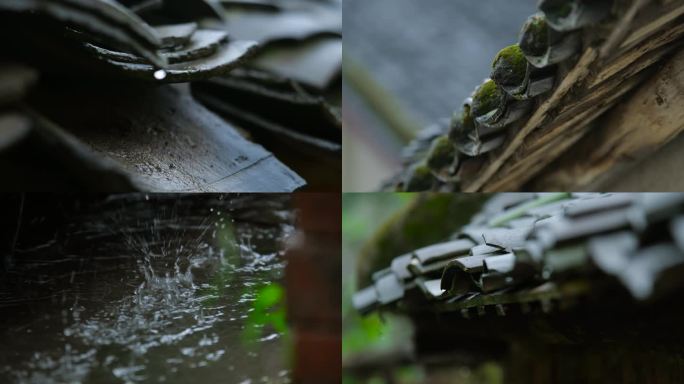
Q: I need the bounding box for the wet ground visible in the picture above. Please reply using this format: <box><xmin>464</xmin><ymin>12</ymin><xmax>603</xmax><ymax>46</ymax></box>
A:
<box><xmin>0</xmin><ymin>194</ymin><xmax>293</xmax><ymax>383</ymax></box>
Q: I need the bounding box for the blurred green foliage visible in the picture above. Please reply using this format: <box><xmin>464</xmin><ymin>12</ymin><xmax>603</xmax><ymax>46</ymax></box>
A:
<box><xmin>198</xmin><ymin>221</ymin><xmax>240</xmax><ymax>307</ymax></box>
<box><xmin>355</xmin><ymin>194</ymin><xmax>488</xmax><ymax>287</ymax></box>
<box><xmin>343</xmin><ymin>193</ymin><xmax>506</xmax><ymax>383</ymax></box>
<box><xmin>242</xmin><ymin>283</ymin><xmax>288</xmax><ymax>344</ymax></box>
<box><xmin>196</xmin><ymin>219</ymin><xmax>289</xmax><ymax>347</ymax></box>
<box><xmin>343</xmin><ymin>194</ymin><xmax>415</xmax><ymax>360</ymax></box>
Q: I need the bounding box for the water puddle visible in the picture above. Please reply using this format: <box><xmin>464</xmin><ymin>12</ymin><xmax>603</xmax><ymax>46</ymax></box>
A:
<box><xmin>0</xmin><ymin>195</ymin><xmax>293</xmax><ymax>383</ymax></box>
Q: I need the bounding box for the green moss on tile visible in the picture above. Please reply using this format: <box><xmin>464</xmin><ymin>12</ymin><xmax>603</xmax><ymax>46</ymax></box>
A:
<box><xmin>491</xmin><ymin>44</ymin><xmax>527</xmax><ymax>86</ymax></box>
<box><xmin>404</xmin><ymin>163</ymin><xmax>434</xmax><ymax>192</ymax></box>
<box><xmin>519</xmin><ymin>14</ymin><xmax>549</xmax><ymax>58</ymax></box>
<box><xmin>427</xmin><ymin>135</ymin><xmax>456</xmax><ymax>171</ymax></box>
<box><xmin>471</xmin><ymin>80</ymin><xmax>505</xmax><ymax>117</ymax></box>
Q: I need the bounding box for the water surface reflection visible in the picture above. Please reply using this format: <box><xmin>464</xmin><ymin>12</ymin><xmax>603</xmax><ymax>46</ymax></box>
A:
<box><xmin>0</xmin><ymin>194</ymin><xmax>293</xmax><ymax>383</ymax></box>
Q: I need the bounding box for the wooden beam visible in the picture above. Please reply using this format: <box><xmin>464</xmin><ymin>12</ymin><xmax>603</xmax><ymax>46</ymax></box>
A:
<box><xmin>532</xmin><ymin>48</ymin><xmax>684</xmax><ymax>190</ymax></box>
<box><xmin>462</xmin><ymin>48</ymin><xmax>597</xmax><ymax>192</ymax></box>
<box><xmin>464</xmin><ymin>5</ymin><xmax>684</xmax><ymax>191</ymax></box>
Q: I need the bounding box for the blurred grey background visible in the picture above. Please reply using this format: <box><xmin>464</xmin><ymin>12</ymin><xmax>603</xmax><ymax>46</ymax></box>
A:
<box><xmin>342</xmin><ymin>0</ymin><xmax>538</xmax><ymax>191</ymax></box>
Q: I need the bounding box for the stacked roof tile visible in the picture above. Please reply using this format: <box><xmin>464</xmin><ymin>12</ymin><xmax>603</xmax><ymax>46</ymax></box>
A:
<box><xmin>0</xmin><ymin>0</ymin><xmax>341</xmax><ymax>191</ymax></box>
<box><xmin>354</xmin><ymin>193</ymin><xmax>684</xmax><ymax>317</ymax></box>
<box><xmin>387</xmin><ymin>0</ymin><xmax>684</xmax><ymax>191</ymax></box>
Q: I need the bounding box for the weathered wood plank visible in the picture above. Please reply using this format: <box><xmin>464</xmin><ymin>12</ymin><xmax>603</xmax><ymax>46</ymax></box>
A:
<box><xmin>483</xmin><ymin>66</ymin><xmax>653</xmax><ymax>192</ymax></box>
<box><xmin>618</xmin><ymin>1</ymin><xmax>684</xmax><ymax>51</ymax></box>
<box><xmin>599</xmin><ymin>0</ymin><xmax>651</xmax><ymax>59</ymax></box>
<box><xmin>533</xmin><ymin>48</ymin><xmax>684</xmax><ymax>190</ymax></box>
<box><xmin>463</xmin><ymin>48</ymin><xmax>598</xmax><ymax>192</ymax></box>
<box><xmin>591</xmin><ymin>22</ymin><xmax>684</xmax><ymax>87</ymax></box>
<box><xmin>465</xmin><ymin>4</ymin><xmax>684</xmax><ymax>192</ymax></box>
